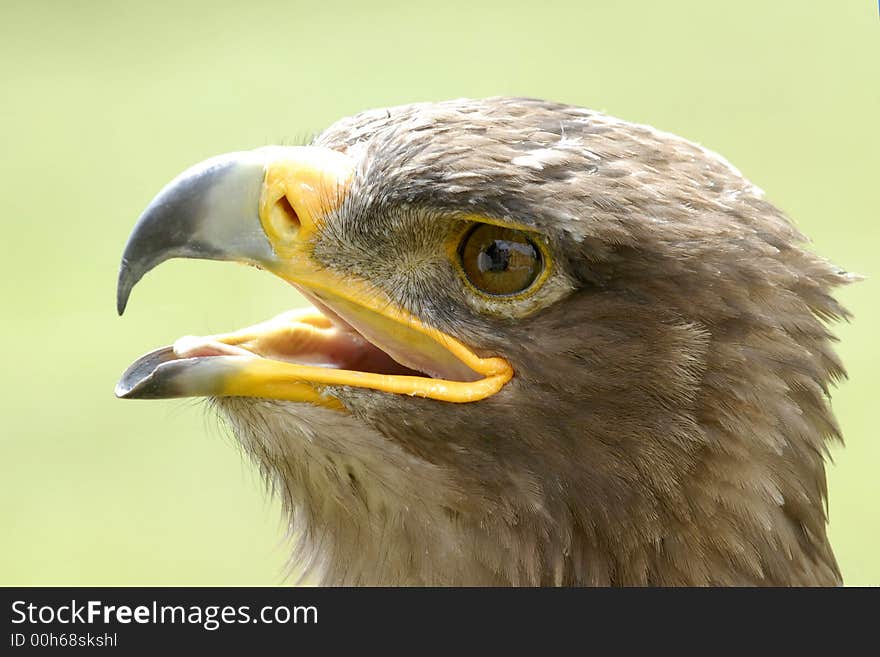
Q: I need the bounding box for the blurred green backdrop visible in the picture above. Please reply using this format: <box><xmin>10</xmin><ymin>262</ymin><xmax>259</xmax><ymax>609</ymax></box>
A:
<box><xmin>1</xmin><ymin>0</ymin><xmax>877</xmax><ymax>585</ymax></box>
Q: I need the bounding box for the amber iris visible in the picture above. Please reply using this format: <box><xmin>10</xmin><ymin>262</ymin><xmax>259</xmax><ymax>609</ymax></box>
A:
<box><xmin>458</xmin><ymin>224</ymin><xmax>542</xmax><ymax>296</ymax></box>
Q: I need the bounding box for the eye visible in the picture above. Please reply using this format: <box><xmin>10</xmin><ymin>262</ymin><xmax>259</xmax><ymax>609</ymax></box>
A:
<box><xmin>458</xmin><ymin>224</ymin><xmax>543</xmax><ymax>296</ymax></box>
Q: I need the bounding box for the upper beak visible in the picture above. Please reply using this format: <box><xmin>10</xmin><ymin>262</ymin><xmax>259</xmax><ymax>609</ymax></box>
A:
<box><xmin>117</xmin><ymin>150</ymin><xmax>277</xmax><ymax>315</ymax></box>
<box><xmin>116</xmin><ymin>147</ymin><xmax>512</xmax><ymax>407</ymax></box>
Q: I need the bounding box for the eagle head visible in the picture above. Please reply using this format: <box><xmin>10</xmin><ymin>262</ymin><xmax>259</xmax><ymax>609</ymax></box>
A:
<box><xmin>116</xmin><ymin>98</ymin><xmax>852</xmax><ymax>585</ymax></box>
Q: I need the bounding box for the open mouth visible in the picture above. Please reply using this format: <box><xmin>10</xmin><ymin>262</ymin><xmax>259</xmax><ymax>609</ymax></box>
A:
<box><xmin>115</xmin><ymin>145</ymin><xmax>512</xmax><ymax>408</ymax></box>
<box><xmin>116</xmin><ymin>283</ymin><xmax>512</xmax><ymax>407</ymax></box>
<box><xmin>172</xmin><ymin>307</ymin><xmax>425</xmax><ymax>378</ymax></box>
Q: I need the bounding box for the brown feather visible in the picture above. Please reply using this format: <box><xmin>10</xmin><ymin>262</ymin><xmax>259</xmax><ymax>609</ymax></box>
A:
<box><xmin>215</xmin><ymin>98</ymin><xmax>853</xmax><ymax>585</ymax></box>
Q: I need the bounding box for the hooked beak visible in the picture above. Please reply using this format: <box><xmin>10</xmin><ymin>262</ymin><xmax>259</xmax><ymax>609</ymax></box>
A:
<box><xmin>116</xmin><ymin>146</ymin><xmax>512</xmax><ymax>408</ymax></box>
<box><xmin>116</xmin><ymin>149</ymin><xmax>278</xmax><ymax>315</ymax></box>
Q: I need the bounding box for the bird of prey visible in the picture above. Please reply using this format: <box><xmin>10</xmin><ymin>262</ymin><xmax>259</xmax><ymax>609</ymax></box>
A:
<box><xmin>116</xmin><ymin>97</ymin><xmax>853</xmax><ymax>586</ymax></box>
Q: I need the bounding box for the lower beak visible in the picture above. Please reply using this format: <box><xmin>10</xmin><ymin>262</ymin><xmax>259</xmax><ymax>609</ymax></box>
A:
<box><xmin>116</xmin><ymin>147</ymin><xmax>512</xmax><ymax>407</ymax></box>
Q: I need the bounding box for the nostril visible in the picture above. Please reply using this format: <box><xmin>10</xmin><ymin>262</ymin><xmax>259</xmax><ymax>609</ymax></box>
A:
<box><xmin>275</xmin><ymin>195</ymin><xmax>300</xmax><ymax>231</ymax></box>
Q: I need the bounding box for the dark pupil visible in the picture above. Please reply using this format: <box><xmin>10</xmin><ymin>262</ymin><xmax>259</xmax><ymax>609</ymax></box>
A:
<box><xmin>478</xmin><ymin>240</ymin><xmax>511</xmax><ymax>273</ymax></box>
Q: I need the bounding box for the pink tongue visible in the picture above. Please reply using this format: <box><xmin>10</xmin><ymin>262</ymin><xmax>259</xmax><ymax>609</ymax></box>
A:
<box><xmin>171</xmin><ymin>328</ymin><xmax>420</xmax><ymax>376</ymax></box>
<box><xmin>173</xmin><ymin>336</ymin><xmax>254</xmax><ymax>359</ymax></box>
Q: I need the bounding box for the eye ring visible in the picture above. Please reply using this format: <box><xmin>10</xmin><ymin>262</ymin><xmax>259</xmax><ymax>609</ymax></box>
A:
<box><xmin>456</xmin><ymin>223</ymin><xmax>547</xmax><ymax>298</ymax></box>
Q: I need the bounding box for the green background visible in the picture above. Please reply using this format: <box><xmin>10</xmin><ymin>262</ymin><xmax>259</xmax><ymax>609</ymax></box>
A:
<box><xmin>1</xmin><ymin>0</ymin><xmax>877</xmax><ymax>585</ymax></box>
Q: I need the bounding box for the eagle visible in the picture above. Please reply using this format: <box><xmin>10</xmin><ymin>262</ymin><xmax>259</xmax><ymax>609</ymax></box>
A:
<box><xmin>116</xmin><ymin>97</ymin><xmax>853</xmax><ymax>586</ymax></box>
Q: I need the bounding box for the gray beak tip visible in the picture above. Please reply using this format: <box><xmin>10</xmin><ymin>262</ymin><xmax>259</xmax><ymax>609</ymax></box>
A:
<box><xmin>115</xmin><ymin>346</ymin><xmax>182</xmax><ymax>399</ymax></box>
<box><xmin>113</xmin><ymin>149</ymin><xmax>276</xmax><ymax>319</ymax></box>
<box><xmin>116</xmin><ymin>262</ymin><xmax>133</xmax><ymax>316</ymax></box>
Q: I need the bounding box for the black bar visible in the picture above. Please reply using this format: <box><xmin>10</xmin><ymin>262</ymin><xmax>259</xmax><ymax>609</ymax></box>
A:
<box><xmin>0</xmin><ymin>587</ymin><xmax>873</xmax><ymax>651</ymax></box>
